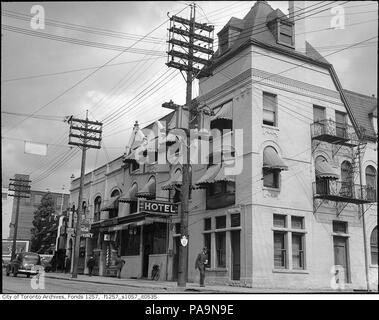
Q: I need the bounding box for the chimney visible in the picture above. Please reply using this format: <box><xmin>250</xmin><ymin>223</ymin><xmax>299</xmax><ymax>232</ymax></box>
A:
<box><xmin>288</xmin><ymin>1</ymin><xmax>306</xmax><ymax>53</ymax></box>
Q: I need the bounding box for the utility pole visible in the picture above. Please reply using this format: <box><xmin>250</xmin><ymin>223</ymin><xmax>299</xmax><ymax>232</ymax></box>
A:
<box><xmin>166</xmin><ymin>3</ymin><xmax>214</xmax><ymax>287</ymax></box>
<box><xmin>8</xmin><ymin>174</ymin><xmax>31</xmax><ymax>260</ymax></box>
<box><xmin>68</xmin><ymin>110</ymin><xmax>102</xmax><ymax>278</ymax></box>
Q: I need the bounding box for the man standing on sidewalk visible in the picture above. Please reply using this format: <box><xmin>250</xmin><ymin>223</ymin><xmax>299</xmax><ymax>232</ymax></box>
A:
<box><xmin>115</xmin><ymin>254</ymin><xmax>125</xmax><ymax>279</ymax></box>
<box><xmin>195</xmin><ymin>247</ymin><xmax>208</xmax><ymax>287</ymax></box>
<box><xmin>87</xmin><ymin>254</ymin><xmax>96</xmax><ymax>277</ymax></box>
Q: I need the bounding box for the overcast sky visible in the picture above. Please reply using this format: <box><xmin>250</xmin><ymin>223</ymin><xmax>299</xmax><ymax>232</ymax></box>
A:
<box><xmin>1</xmin><ymin>1</ymin><xmax>378</xmax><ymax>193</ymax></box>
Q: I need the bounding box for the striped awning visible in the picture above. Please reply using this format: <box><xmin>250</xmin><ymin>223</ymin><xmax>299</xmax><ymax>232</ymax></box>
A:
<box><xmin>162</xmin><ymin>169</ymin><xmax>182</xmax><ymax>190</ymax></box>
<box><xmin>194</xmin><ymin>164</ymin><xmax>222</xmax><ymax>188</ymax></box>
<box><xmin>210</xmin><ymin>101</ymin><xmax>233</xmax><ymax>121</ymax></box>
<box><xmin>315</xmin><ymin>158</ymin><xmax>339</xmax><ymax>179</ymax></box>
<box><xmin>101</xmin><ymin>196</ymin><xmax>120</xmax><ymax>211</ymax></box>
<box><xmin>263</xmin><ymin>147</ymin><xmax>288</xmax><ymax>171</ymax></box>
<box><xmin>136</xmin><ymin>178</ymin><xmax>156</xmax><ymax>198</ymax></box>
<box><xmin>119</xmin><ymin>184</ymin><xmax>138</xmax><ymax>203</ymax></box>
<box><xmin>213</xmin><ymin>163</ymin><xmax>235</xmax><ymax>183</ymax></box>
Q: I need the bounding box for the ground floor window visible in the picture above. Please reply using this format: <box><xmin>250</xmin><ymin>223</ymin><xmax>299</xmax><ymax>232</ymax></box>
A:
<box><xmin>274</xmin><ymin>232</ymin><xmax>287</xmax><ymax>268</ymax></box>
<box><xmin>152</xmin><ymin>223</ymin><xmax>168</xmax><ymax>254</ymax></box>
<box><xmin>204</xmin><ymin>233</ymin><xmax>211</xmax><ymax>268</ymax></box>
<box><xmin>292</xmin><ymin>233</ymin><xmax>304</xmax><ymax>269</ymax></box>
<box><xmin>121</xmin><ymin>226</ymin><xmax>140</xmax><ymax>256</ymax></box>
<box><xmin>216</xmin><ymin>232</ymin><xmax>226</xmax><ymax>268</ymax></box>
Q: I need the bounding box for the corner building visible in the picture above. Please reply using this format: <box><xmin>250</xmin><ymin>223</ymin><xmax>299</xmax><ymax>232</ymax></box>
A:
<box><xmin>69</xmin><ymin>1</ymin><xmax>377</xmax><ymax>290</ymax></box>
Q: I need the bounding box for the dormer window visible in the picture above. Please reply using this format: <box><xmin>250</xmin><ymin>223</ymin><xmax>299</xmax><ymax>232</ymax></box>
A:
<box><xmin>266</xmin><ymin>10</ymin><xmax>294</xmax><ymax>49</ymax></box>
<box><xmin>278</xmin><ymin>21</ymin><xmax>294</xmax><ymax>47</ymax></box>
<box><xmin>217</xmin><ymin>18</ymin><xmax>243</xmax><ymax>55</ymax></box>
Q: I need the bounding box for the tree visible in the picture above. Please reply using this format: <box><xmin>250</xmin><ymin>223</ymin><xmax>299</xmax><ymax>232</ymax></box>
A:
<box><xmin>30</xmin><ymin>192</ymin><xmax>57</xmax><ymax>253</ymax></box>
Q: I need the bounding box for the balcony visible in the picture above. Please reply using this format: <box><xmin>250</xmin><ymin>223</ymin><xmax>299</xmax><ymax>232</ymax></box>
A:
<box><xmin>313</xmin><ymin>180</ymin><xmax>376</xmax><ymax>204</ymax></box>
<box><xmin>311</xmin><ymin>120</ymin><xmax>359</xmax><ymax>147</ymax></box>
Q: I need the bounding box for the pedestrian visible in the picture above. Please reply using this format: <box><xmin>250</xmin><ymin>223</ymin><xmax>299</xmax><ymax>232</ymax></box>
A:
<box><xmin>195</xmin><ymin>247</ymin><xmax>208</xmax><ymax>287</ymax></box>
<box><xmin>64</xmin><ymin>255</ymin><xmax>71</xmax><ymax>273</ymax></box>
<box><xmin>87</xmin><ymin>254</ymin><xmax>96</xmax><ymax>276</ymax></box>
<box><xmin>115</xmin><ymin>254</ymin><xmax>125</xmax><ymax>279</ymax></box>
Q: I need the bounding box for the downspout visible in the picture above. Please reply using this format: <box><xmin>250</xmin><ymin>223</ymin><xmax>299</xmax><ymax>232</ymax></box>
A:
<box><xmin>358</xmin><ymin>143</ymin><xmax>370</xmax><ymax>291</ymax></box>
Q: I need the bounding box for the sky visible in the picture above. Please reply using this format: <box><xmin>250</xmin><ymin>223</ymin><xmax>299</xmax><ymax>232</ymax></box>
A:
<box><xmin>1</xmin><ymin>1</ymin><xmax>378</xmax><ymax>193</ymax></box>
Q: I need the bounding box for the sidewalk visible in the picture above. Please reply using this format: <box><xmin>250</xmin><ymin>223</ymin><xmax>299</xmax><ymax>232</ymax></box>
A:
<box><xmin>43</xmin><ymin>272</ymin><xmax>349</xmax><ymax>293</ymax></box>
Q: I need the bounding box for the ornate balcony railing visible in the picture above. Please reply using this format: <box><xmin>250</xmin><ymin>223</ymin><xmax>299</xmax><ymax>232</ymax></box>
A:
<box><xmin>313</xmin><ymin>180</ymin><xmax>376</xmax><ymax>204</ymax></box>
<box><xmin>311</xmin><ymin>120</ymin><xmax>359</xmax><ymax>146</ymax></box>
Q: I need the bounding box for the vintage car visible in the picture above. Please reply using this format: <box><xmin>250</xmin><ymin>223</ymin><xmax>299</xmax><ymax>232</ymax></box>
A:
<box><xmin>5</xmin><ymin>252</ymin><xmax>42</xmax><ymax>277</ymax></box>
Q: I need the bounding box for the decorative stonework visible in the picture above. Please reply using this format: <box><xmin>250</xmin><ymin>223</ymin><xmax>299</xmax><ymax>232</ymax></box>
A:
<box><xmin>262</xmin><ymin>126</ymin><xmax>279</xmax><ymax>138</ymax></box>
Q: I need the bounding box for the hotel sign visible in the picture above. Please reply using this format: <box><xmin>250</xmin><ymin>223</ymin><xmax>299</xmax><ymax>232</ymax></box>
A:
<box><xmin>138</xmin><ymin>199</ymin><xmax>178</xmax><ymax>215</ymax></box>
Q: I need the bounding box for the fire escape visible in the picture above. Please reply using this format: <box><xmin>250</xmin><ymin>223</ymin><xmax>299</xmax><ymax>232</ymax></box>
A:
<box><xmin>311</xmin><ymin>119</ymin><xmax>375</xmax><ymax>216</ymax></box>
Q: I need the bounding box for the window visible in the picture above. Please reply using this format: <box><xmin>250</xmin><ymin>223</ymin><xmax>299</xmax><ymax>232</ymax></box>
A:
<box><xmin>175</xmin><ymin>223</ymin><xmax>181</xmax><ymax>235</ymax></box>
<box><xmin>204</xmin><ymin>218</ymin><xmax>212</xmax><ymax>231</ymax></box>
<box><xmin>263</xmin><ymin>92</ymin><xmax>277</xmax><ymax>126</ymax></box>
<box><xmin>121</xmin><ymin>226</ymin><xmax>140</xmax><ymax>256</ymax></box>
<box><xmin>216</xmin><ymin>216</ymin><xmax>226</xmax><ymax>229</ymax></box>
<box><xmin>274</xmin><ymin>232</ymin><xmax>287</xmax><ymax>268</ymax></box>
<box><xmin>366</xmin><ymin>166</ymin><xmax>377</xmax><ymax>202</ymax></box>
<box><xmin>111</xmin><ymin>189</ymin><xmax>120</xmax><ymax>198</ymax></box>
<box><xmin>109</xmin><ymin>189</ymin><xmax>120</xmax><ymax>218</ymax></box>
<box><xmin>204</xmin><ymin>233</ymin><xmax>211</xmax><ymax>268</ymax></box>
<box><xmin>216</xmin><ymin>232</ymin><xmax>226</xmax><ymax>268</ymax></box>
<box><xmin>273</xmin><ymin>214</ymin><xmax>307</xmax><ymax>270</ymax></box>
<box><xmin>263</xmin><ymin>169</ymin><xmax>280</xmax><ymax>188</ymax></box>
<box><xmin>335</xmin><ymin>111</ymin><xmax>347</xmax><ymax>138</ymax></box>
<box><xmin>313</xmin><ymin>105</ymin><xmax>325</xmax><ymax>122</ymax></box>
<box><xmin>333</xmin><ymin>221</ymin><xmax>348</xmax><ymax>234</ymax></box>
<box><xmin>152</xmin><ymin>223</ymin><xmax>167</xmax><ymax>254</ymax></box>
<box><xmin>370</xmin><ymin>227</ymin><xmax>378</xmax><ymax>265</ymax></box>
<box><xmin>206</xmin><ymin>181</ymin><xmax>235</xmax><ymax>210</ymax></box>
<box><xmin>341</xmin><ymin>161</ymin><xmax>353</xmax><ymax>197</ymax></box>
<box><xmin>230</xmin><ymin>213</ymin><xmax>240</xmax><ymax>227</ymax></box>
<box><xmin>94</xmin><ymin>196</ymin><xmax>101</xmax><ymax>222</ymax></box>
<box><xmin>273</xmin><ymin>214</ymin><xmax>286</xmax><ymax>228</ymax></box>
<box><xmin>131</xmin><ymin>161</ymin><xmax>140</xmax><ymax>172</ymax></box>
<box><xmin>278</xmin><ymin>22</ymin><xmax>293</xmax><ymax>46</ymax></box>
<box><xmin>291</xmin><ymin>216</ymin><xmax>304</xmax><ymax>229</ymax></box>
<box><xmin>292</xmin><ymin>234</ymin><xmax>304</xmax><ymax>269</ymax></box>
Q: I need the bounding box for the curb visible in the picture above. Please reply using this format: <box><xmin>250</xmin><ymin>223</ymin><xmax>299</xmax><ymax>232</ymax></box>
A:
<box><xmin>43</xmin><ymin>274</ymin><xmax>218</xmax><ymax>293</ymax></box>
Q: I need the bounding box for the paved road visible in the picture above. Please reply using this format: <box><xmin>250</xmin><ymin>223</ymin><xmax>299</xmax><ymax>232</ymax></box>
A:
<box><xmin>2</xmin><ymin>271</ymin><xmax>167</xmax><ymax>293</ymax></box>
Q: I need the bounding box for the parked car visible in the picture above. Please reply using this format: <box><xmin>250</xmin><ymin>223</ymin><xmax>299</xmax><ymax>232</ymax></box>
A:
<box><xmin>5</xmin><ymin>252</ymin><xmax>42</xmax><ymax>277</ymax></box>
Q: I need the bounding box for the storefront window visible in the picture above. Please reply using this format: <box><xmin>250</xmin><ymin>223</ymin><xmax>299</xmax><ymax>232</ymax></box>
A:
<box><xmin>121</xmin><ymin>226</ymin><xmax>140</xmax><ymax>256</ymax></box>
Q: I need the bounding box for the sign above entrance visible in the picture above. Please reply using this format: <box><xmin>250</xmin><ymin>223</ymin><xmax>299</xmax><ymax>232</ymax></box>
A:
<box><xmin>180</xmin><ymin>235</ymin><xmax>188</xmax><ymax>247</ymax></box>
<box><xmin>138</xmin><ymin>199</ymin><xmax>178</xmax><ymax>215</ymax></box>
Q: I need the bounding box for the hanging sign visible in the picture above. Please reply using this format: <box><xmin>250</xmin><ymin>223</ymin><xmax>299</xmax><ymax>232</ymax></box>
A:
<box><xmin>138</xmin><ymin>199</ymin><xmax>178</xmax><ymax>215</ymax></box>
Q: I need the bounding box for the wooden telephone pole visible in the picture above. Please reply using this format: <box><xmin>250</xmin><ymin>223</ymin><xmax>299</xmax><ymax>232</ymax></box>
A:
<box><xmin>166</xmin><ymin>3</ymin><xmax>214</xmax><ymax>287</ymax></box>
<box><xmin>8</xmin><ymin>174</ymin><xmax>31</xmax><ymax>260</ymax></box>
<box><xmin>68</xmin><ymin>111</ymin><xmax>102</xmax><ymax>278</ymax></box>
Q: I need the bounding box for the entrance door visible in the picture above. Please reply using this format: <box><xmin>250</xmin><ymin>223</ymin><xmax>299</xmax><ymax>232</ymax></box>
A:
<box><xmin>231</xmin><ymin>230</ymin><xmax>241</xmax><ymax>281</ymax></box>
<box><xmin>333</xmin><ymin>236</ymin><xmax>349</xmax><ymax>283</ymax></box>
<box><xmin>172</xmin><ymin>237</ymin><xmax>180</xmax><ymax>281</ymax></box>
<box><xmin>142</xmin><ymin>224</ymin><xmax>153</xmax><ymax>278</ymax></box>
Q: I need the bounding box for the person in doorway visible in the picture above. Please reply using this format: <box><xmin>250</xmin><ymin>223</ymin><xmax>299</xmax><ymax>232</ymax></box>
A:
<box><xmin>64</xmin><ymin>256</ymin><xmax>71</xmax><ymax>273</ymax></box>
<box><xmin>87</xmin><ymin>254</ymin><xmax>96</xmax><ymax>276</ymax></box>
<box><xmin>115</xmin><ymin>254</ymin><xmax>125</xmax><ymax>279</ymax></box>
<box><xmin>195</xmin><ymin>247</ymin><xmax>208</xmax><ymax>287</ymax></box>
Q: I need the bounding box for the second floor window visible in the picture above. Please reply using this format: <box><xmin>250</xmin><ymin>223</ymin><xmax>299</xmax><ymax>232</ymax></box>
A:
<box><xmin>365</xmin><ymin>166</ymin><xmax>377</xmax><ymax>202</ymax></box>
<box><xmin>263</xmin><ymin>92</ymin><xmax>277</xmax><ymax>127</ymax></box>
<box><xmin>335</xmin><ymin>111</ymin><xmax>347</xmax><ymax>138</ymax></box>
<box><xmin>94</xmin><ymin>196</ymin><xmax>101</xmax><ymax>222</ymax></box>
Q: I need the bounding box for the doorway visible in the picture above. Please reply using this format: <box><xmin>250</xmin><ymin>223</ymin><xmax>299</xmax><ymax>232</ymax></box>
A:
<box><xmin>172</xmin><ymin>237</ymin><xmax>180</xmax><ymax>281</ymax></box>
<box><xmin>333</xmin><ymin>236</ymin><xmax>350</xmax><ymax>283</ymax></box>
<box><xmin>231</xmin><ymin>230</ymin><xmax>241</xmax><ymax>281</ymax></box>
<box><xmin>142</xmin><ymin>224</ymin><xmax>153</xmax><ymax>278</ymax></box>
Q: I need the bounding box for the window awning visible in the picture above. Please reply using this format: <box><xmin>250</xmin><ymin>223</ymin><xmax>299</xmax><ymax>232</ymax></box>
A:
<box><xmin>107</xmin><ymin>215</ymin><xmax>168</xmax><ymax>232</ymax></box>
<box><xmin>101</xmin><ymin>195</ymin><xmax>120</xmax><ymax>211</ymax></box>
<box><xmin>119</xmin><ymin>184</ymin><xmax>138</xmax><ymax>203</ymax></box>
<box><xmin>162</xmin><ymin>170</ymin><xmax>182</xmax><ymax>190</ymax></box>
<box><xmin>315</xmin><ymin>158</ymin><xmax>339</xmax><ymax>179</ymax></box>
<box><xmin>136</xmin><ymin>178</ymin><xmax>156</xmax><ymax>198</ymax></box>
<box><xmin>210</xmin><ymin>101</ymin><xmax>233</xmax><ymax>121</ymax></box>
<box><xmin>213</xmin><ymin>163</ymin><xmax>235</xmax><ymax>183</ymax></box>
<box><xmin>194</xmin><ymin>164</ymin><xmax>222</xmax><ymax>189</ymax></box>
<box><xmin>263</xmin><ymin>147</ymin><xmax>288</xmax><ymax>171</ymax></box>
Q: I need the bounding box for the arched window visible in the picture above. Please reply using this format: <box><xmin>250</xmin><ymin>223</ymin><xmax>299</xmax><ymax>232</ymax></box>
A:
<box><xmin>340</xmin><ymin>161</ymin><xmax>353</xmax><ymax>197</ymax></box>
<box><xmin>94</xmin><ymin>196</ymin><xmax>101</xmax><ymax>222</ymax></box>
<box><xmin>262</xmin><ymin>146</ymin><xmax>288</xmax><ymax>189</ymax></box>
<box><xmin>341</xmin><ymin>161</ymin><xmax>353</xmax><ymax>183</ymax></box>
<box><xmin>111</xmin><ymin>189</ymin><xmax>120</xmax><ymax>198</ymax></box>
<box><xmin>82</xmin><ymin>201</ymin><xmax>87</xmax><ymax>215</ymax></box>
<box><xmin>365</xmin><ymin>166</ymin><xmax>377</xmax><ymax>202</ymax></box>
<box><xmin>371</xmin><ymin>227</ymin><xmax>378</xmax><ymax>265</ymax></box>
